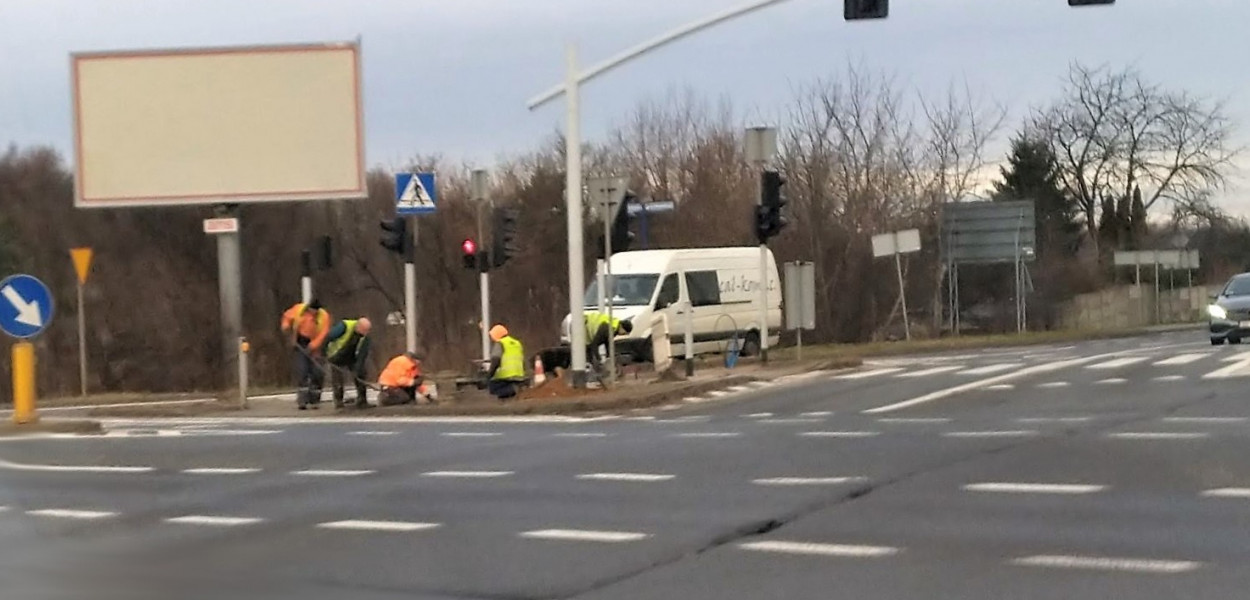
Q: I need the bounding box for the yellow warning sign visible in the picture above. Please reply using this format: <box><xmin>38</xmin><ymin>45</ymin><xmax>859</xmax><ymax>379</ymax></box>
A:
<box><xmin>70</xmin><ymin>247</ymin><xmax>93</xmax><ymax>284</ymax></box>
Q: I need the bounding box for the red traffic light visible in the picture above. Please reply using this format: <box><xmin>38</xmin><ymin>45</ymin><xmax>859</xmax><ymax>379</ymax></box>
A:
<box><xmin>462</xmin><ymin>239</ymin><xmax>477</xmax><ymax>255</ymax></box>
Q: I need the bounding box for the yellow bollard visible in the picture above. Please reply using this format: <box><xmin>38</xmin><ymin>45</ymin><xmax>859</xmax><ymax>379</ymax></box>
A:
<box><xmin>12</xmin><ymin>342</ymin><xmax>37</xmax><ymax>425</ymax></box>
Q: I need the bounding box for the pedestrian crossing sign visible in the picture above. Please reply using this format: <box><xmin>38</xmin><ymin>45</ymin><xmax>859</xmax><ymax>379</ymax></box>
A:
<box><xmin>395</xmin><ymin>172</ymin><xmax>437</xmax><ymax>216</ymax></box>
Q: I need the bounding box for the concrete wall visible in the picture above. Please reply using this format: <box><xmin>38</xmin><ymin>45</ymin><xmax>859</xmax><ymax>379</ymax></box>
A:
<box><xmin>1058</xmin><ymin>285</ymin><xmax>1215</xmax><ymax>331</ymax></box>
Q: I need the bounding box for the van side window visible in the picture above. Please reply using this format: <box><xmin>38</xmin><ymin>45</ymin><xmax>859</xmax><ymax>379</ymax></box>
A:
<box><xmin>655</xmin><ymin>275</ymin><xmax>679</xmax><ymax>309</ymax></box>
<box><xmin>685</xmin><ymin>271</ymin><xmax>721</xmax><ymax>307</ymax></box>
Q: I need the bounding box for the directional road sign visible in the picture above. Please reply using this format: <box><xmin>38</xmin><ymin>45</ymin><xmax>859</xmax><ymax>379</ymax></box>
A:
<box><xmin>0</xmin><ymin>274</ymin><xmax>54</xmax><ymax>339</ymax></box>
<box><xmin>396</xmin><ymin>172</ymin><xmax>438</xmax><ymax>216</ymax></box>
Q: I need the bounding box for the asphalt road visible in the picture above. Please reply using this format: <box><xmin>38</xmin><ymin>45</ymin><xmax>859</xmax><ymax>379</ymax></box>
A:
<box><xmin>5</xmin><ymin>329</ymin><xmax>1250</xmax><ymax>599</ymax></box>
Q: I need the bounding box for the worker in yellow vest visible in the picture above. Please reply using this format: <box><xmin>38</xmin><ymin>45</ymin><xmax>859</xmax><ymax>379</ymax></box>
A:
<box><xmin>488</xmin><ymin>324</ymin><xmax>526</xmax><ymax>400</ymax></box>
<box><xmin>280</xmin><ymin>299</ymin><xmax>331</xmax><ymax>410</ymax></box>
<box><xmin>584</xmin><ymin>311</ymin><xmax>633</xmax><ymax>372</ymax></box>
<box><xmin>325</xmin><ymin>317</ymin><xmax>373</xmax><ymax>410</ymax></box>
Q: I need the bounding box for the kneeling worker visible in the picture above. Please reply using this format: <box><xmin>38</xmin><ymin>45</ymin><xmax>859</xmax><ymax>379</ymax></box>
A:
<box><xmin>325</xmin><ymin>317</ymin><xmax>373</xmax><ymax>409</ymax></box>
<box><xmin>378</xmin><ymin>351</ymin><xmax>430</xmax><ymax>406</ymax></box>
<box><xmin>488</xmin><ymin>324</ymin><xmax>526</xmax><ymax>400</ymax></box>
<box><xmin>584</xmin><ymin>311</ymin><xmax>633</xmax><ymax>371</ymax></box>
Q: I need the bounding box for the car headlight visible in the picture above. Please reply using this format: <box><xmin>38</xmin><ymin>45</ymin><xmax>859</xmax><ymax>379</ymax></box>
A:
<box><xmin>1208</xmin><ymin>304</ymin><xmax>1228</xmax><ymax>320</ymax></box>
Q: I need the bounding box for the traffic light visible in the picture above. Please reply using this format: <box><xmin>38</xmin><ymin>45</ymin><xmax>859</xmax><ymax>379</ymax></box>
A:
<box><xmin>597</xmin><ymin>194</ymin><xmax>636</xmax><ymax>259</ymax></box>
<box><xmin>379</xmin><ymin>217</ymin><xmax>411</xmax><ymax>260</ymax></box>
<box><xmin>492</xmin><ymin>207</ymin><xmax>520</xmax><ymax>268</ymax></box>
<box><xmin>844</xmin><ymin>0</ymin><xmax>887</xmax><ymax>20</ymax></box>
<box><xmin>755</xmin><ymin>170</ymin><xmax>789</xmax><ymax>243</ymax></box>
<box><xmin>461</xmin><ymin>238</ymin><xmax>478</xmax><ymax>271</ymax></box>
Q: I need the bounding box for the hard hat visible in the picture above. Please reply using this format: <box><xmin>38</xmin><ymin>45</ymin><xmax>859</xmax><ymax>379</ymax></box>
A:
<box><xmin>489</xmin><ymin>324</ymin><xmax>509</xmax><ymax>342</ymax></box>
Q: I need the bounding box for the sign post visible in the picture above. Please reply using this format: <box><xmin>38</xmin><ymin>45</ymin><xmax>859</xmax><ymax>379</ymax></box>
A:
<box><xmin>70</xmin><ymin>248</ymin><xmax>93</xmax><ymax>396</ymax></box>
<box><xmin>745</xmin><ymin>126</ymin><xmax>778</xmax><ymax>363</ymax></box>
<box><xmin>0</xmin><ymin>274</ymin><xmax>55</xmax><ymax>424</ymax></box>
<box><xmin>872</xmin><ymin>229</ymin><xmax>922</xmax><ymax>340</ymax></box>
<box><xmin>783</xmin><ymin>261</ymin><xmax>816</xmax><ymax>360</ymax></box>
<box><xmin>589</xmin><ymin>176</ymin><xmax>629</xmax><ymax>385</ymax></box>
<box><xmin>396</xmin><ymin>172</ymin><xmax>438</xmax><ymax>353</ymax></box>
<box><xmin>471</xmin><ymin>169</ymin><xmax>492</xmax><ymax>364</ymax></box>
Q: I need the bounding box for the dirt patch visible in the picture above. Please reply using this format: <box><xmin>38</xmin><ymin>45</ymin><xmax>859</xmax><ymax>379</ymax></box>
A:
<box><xmin>517</xmin><ymin>374</ymin><xmax>605</xmax><ymax>401</ymax></box>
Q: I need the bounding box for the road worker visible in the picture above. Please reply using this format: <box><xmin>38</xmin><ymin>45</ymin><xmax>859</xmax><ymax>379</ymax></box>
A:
<box><xmin>378</xmin><ymin>351</ymin><xmax>431</xmax><ymax>406</ymax></box>
<box><xmin>584</xmin><ymin>311</ymin><xmax>633</xmax><ymax>372</ymax></box>
<box><xmin>488</xmin><ymin>324</ymin><xmax>526</xmax><ymax>400</ymax></box>
<box><xmin>280</xmin><ymin>298</ymin><xmax>331</xmax><ymax>410</ymax></box>
<box><xmin>325</xmin><ymin>316</ymin><xmax>373</xmax><ymax>410</ymax></box>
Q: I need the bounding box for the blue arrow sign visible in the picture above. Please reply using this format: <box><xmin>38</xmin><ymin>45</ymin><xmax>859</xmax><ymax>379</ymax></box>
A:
<box><xmin>0</xmin><ymin>274</ymin><xmax>54</xmax><ymax>339</ymax></box>
<box><xmin>395</xmin><ymin>172</ymin><xmax>438</xmax><ymax>216</ymax></box>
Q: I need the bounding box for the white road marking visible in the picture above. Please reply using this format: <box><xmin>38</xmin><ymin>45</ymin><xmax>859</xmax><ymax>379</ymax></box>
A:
<box><xmin>100</xmin><ymin>415</ymin><xmax>613</xmax><ymax>425</ymax></box>
<box><xmin>552</xmin><ymin>432</ymin><xmax>609</xmax><ymax>438</ymax></box>
<box><xmin>1011</xmin><ymin>555</ymin><xmax>1201</xmax><ymax>574</ymax></box>
<box><xmin>726</xmin><ymin>385</ymin><xmax>752</xmax><ymax>393</ymax></box>
<box><xmin>707</xmin><ymin>390</ymin><xmax>732</xmax><ymax>398</ymax></box>
<box><xmin>877</xmin><ymin>418</ymin><xmax>951</xmax><ymax>424</ymax></box>
<box><xmin>1163</xmin><ymin>417</ymin><xmax>1247</xmax><ymax>424</ymax></box>
<box><xmin>27</xmin><ymin>509</ymin><xmax>117</xmax><ymax>520</ymax></box>
<box><xmin>1203</xmin><ymin>356</ymin><xmax>1250</xmax><ymax>379</ymax></box>
<box><xmin>957</xmin><ymin>363</ymin><xmax>1022</xmax><ymax>376</ymax></box>
<box><xmin>317</xmin><ymin>520</ymin><xmax>440</xmax><ymax>532</ymax></box>
<box><xmin>348</xmin><ymin>431</ymin><xmax>398</xmax><ymax>436</ymax></box>
<box><xmin>1016</xmin><ymin>417</ymin><xmax>1092</xmax><ymax>424</ymax></box>
<box><xmin>897</xmin><ymin>366</ymin><xmax>962</xmax><ymax>378</ymax></box>
<box><xmin>0</xmin><ymin>458</ymin><xmax>153</xmax><ymax>474</ymax></box>
<box><xmin>422</xmin><ymin>471</ymin><xmax>514</xmax><ymax>478</ymax></box>
<box><xmin>1038</xmin><ymin>381</ymin><xmax>1070</xmax><ymax>389</ymax></box>
<box><xmin>1202</xmin><ymin>488</ymin><xmax>1250</xmax><ymax>498</ymax></box>
<box><xmin>800</xmin><ymin>411</ymin><xmax>833</xmax><ymax>417</ymax></box>
<box><xmin>1154</xmin><ymin>353</ymin><xmax>1208</xmax><ymax>366</ymax></box>
<box><xmin>182</xmin><ymin>467</ymin><xmax>261</xmax><ymax>475</ymax></box>
<box><xmin>752</xmin><ymin>477</ymin><xmax>864</xmax><ymax>486</ymax></box>
<box><xmin>291</xmin><ymin>469</ymin><xmax>374</xmax><ymax>477</ymax></box>
<box><xmin>836</xmin><ymin>368</ymin><xmax>904</xmax><ymax>379</ymax></box>
<box><xmin>520</xmin><ymin>529</ymin><xmax>648</xmax><ymax>543</ymax></box>
<box><xmin>964</xmin><ymin>482</ymin><xmax>1106</xmax><ymax>495</ymax></box>
<box><xmin>1153</xmin><ymin>375</ymin><xmax>1186</xmax><ymax>382</ymax></box>
<box><xmin>1096</xmin><ymin>378</ymin><xmax>1128</xmax><ymax>385</ymax></box>
<box><xmin>757</xmin><ymin>418</ymin><xmax>826</xmax><ymax>424</ymax></box>
<box><xmin>1107</xmin><ymin>432</ymin><xmax>1210</xmax><ymax>440</ymax></box>
<box><xmin>166</xmin><ymin>515</ymin><xmax>263</xmax><ymax>527</ymax></box>
<box><xmin>799</xmin><ymin>431</ymin><xmax>881</xmax><ymax>438</ymax></box>
<box><xmin>739</xmin><ymin>541</ymin><xmax>899</xmax><ymax>558</ymax></box>
<box><xmin>1087</xmin><ymin>357</ymin><xmax>1149</xmax><ymax>370</ymax></box>
<box><xmin>577</xmin><ymin>473</ymin><xmax>674</xmax><ymax>482</ymax></box>
<box><xmin>442</xmin><ymin>432</ymin><xmax>502</xmax><ymax>438</ymax></box>
<box><xmin>984</xmin><ymin>384</ymin><xmax>1015</xmax><ymax>391</ymax></box>
<box><xmin>944</xmin><ymin>430</ymin><xmax>1038</xmax><ymax>438</ymax></box>
<box><xmin>744</xmin><ymin>413</ymin><xmax>774</xmax><ymax>418</ymax></box>
<box><xmin>673</xmin><ymin>432</ymin><xmax>740</xmax><ymax>438</ymax></box>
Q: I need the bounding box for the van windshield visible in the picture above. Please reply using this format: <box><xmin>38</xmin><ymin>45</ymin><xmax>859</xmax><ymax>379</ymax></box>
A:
<box><xmin>583</xmin><ymin>274</ymin><xmax>660</xmax><ymax>307</ymax></box>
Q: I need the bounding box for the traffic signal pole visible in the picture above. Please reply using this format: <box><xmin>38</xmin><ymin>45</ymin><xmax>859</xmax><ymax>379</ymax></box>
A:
<box><xmin>477</xmin><ymin>200</ymin><xmax>491</xmax><ymax>363</ymax></box>
<box><xmin>405</xmin><ymin>218</ymin><xmax>418</xmax><ymax>353</ymax></box>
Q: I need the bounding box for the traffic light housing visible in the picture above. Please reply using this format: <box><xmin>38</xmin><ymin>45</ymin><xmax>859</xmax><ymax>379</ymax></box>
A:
<box><xmin>492</xmin><ymin>207</ymin><xmax>520</xmax><ymax>268</ymax></box>
<box><xmin>462</xmin><ymin>238</ymin><xmax>479</xmax><ymax>271</ymax></box>
<box><xmin>845</xmin><ymin>0</ymin><xmax>887</xmax><ymax>20</ymax></box>
<box><xmin>597</xmin><ymin>194</ymin><xmax>636</xmax><ymax>259</ymax></box>
<box><xmin>755</xmin><ymin>170</ymin><xmax>789</xmax><ymax>243</ymax></box>
<box><xmin>379</xmin><ymin>217</ymin><xmax>412</xmax><ymax>260</ymax></box>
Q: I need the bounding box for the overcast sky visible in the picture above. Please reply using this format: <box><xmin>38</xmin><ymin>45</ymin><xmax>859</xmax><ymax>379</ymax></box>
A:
<box><xmin>1</xmin><ymin>0</ymin><xmax>1246</xmax><ymax>208</ymax></box>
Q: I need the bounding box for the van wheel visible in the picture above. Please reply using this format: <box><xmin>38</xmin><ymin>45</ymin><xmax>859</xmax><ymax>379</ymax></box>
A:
<box><xmin>741</xmin><ymin>331</ymin><xmax>762</xmax><ymax>357</ymax></box>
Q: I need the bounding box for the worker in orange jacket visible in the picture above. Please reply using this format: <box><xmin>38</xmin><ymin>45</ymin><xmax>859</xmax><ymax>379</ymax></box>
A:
<box><xmin>280</xmin><ymin>299</ymin><xmax>332</xmax><ymax>410</ymax></box>
<box><xmin>377</xmin><ymin>351</ymin><xmax>432</xmax><ymax>405</ymax></box>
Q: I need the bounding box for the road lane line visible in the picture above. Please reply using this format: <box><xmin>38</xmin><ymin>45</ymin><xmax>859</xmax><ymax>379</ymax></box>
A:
<box><xmin>291</xmin><ymin>469</ymin><xmax>374</xmax><ymax>477</ymax></box>
<box><xmin>520</xmin><ymin>529</ymin><xmax>648</xmax><ymax>543</ymax></box>
<box><xmin>752</xmin><ymin>477</ymin><xmax>864</xmax><ymax>486</ymax></box>
<box><xmin>1095</xmin><ymin>378</ymin><xmax>1128</xmax><ymax>385</ymax></box>
<box><xmin>1011</xmin><ymin>555</ymin><xmax>1201</xmax><ymax>574</ymax></box>
<box><xmin>957</xmin><ymin>363</ymin><xmax>1023</xmax><ymax>376</ymax></box>
<box><xmin>577</xmin><ymin>473</ymin><xmax>674</xmax><ymax>482</ymax></box>
<box><xmin>897</xmin><ymin>366</ymin><xmax>962</xmax><ymax>378</ymax></box>
<box><xmin>739</xmin><ymin>541</ymin><xmax>899</xmax><ymax>558</ymax></box>
<box><xmin>422</xmin><ymin>471</ymin><xmax>514</xmax><ymax>478</ymax></box>
<box><xmin>182</xmin><ymin>468</ymin><xmax>261</xmax><ymax>475</ymax></box>
<box><xmin>985</xmin><ymin>384</ymin><xmax>1015</xmax><ymax>391</ymax></box>
<box><xmin>964</xmin><ymin>482</ymin><xmax>1106</xmax><ymax>495</ymax></box>
<box><xmin>348</xmin><ymin>431</ymin><xmax>398</xmax><ymax>436</ymax></box>
<box><xmin>877</xmin><ymin>418</ymin><xmax>951</xmax><ymax>424</ymax></box>
<box><xmin>27</xmin><ymin>509</ymin><xmax>117</xmax><ymax>520</ymax></box>
<box><xmin>552</xmin><ymin>432</ymin><xmax>609</xmax><ymax>438</ymax></box>
<box><xmin>1016</xmin><ymin>417</ymin><xmax>1092</xmax><ymax>424</ymax></box>
<box><xmin>317</xmin><ymin>520</ymin><xmax>440</xmax><ymax>532</ymax></box>
<box><xmin>1107</xmin><ymin>432</ymin><xmax>1210</xmax><ymax>440</ymax></box>
<box><xmin>166</xmin><ymin>515</ymin><xmax>263</xmax><ymax>527</ymax></box>
<box><xmin>0</xmin><ymin>458</ymin><xmax>154</xmax><ymax>474</ymax></box>
<box><xmin>744</xmin><ymin>413</ymin><xmax>774</xmax><ymax>418</ymax></box>
<box><xmin>800</xmin><ymin>411</ymin><xmax>833</xmax><ymax>417</ymax></box>
<box><xmin>1153</xmin><ymin>375</ymin><xmax>1186</xmax><ymax>382</ymax></box>
<box><xmin>1163</xmin><ymin>417</ymin><xmax>1247</xmax><ymax>424</ymax></box>
<box><xmin>673</xmin><ymin>432</ymin><xmax>740</xmax><ymax>438</ymax></box>
<box><xmin>1202</xmin><ymin>488</ymin><xmax>1250</xmax><ymax>498</ymax></box>
<box><xmin>835</xmin><ymin>368</ymin><xmax>904</xmax><ymax>379</ymax></box>
<box><xmin>1087</xmin><ymin>357</ymin><xmax>1149</xmax><ymax>370</ymax></box>
<box><xmin>799</xmin><ymin>431</ymin><xmax>881</xmax><ymax>438</ymax></box>
<box><xmin>442</xmin><ymin>432</ymin><xmax>503</xmax><ymax>438</ymax></box>
<box><xmin>1037</xmin><ymin>382</ymin><xmax>1070</xmax><ymax>389</ymax></box>
<box><xmin>944</xmin><ymin>430</ymin><xmax>1038</xmax><ymax>438</ymax></box>
<box><xmin>1154</xmin><ymin>353</ymin><xmax>1208</xmax><ymax>366</ymax></box>
<box><xmin>757</xmin><ymin>418</ymin><xmax>826</xmax><ymax>424</ymax></box>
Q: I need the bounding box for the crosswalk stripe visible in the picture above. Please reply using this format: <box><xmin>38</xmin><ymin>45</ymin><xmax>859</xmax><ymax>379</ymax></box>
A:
<box><xmin>1087</xmin><ymin>357</ymin><xmax>1149</xmax><ymax>369</ymax></box>
<box><xmin>422</xmin><ymin>471</ymin><xmax>514</xmax><ymax>478</ymax></box>
<box><xmin>1202</xmin><ymin>357</ymin><xmax>1250</xmax><ymax>379</ymax></box>
<box><xmin>957</xmin><ymin>363</ymin><xmax>1022</xmax><ymax>376</ymax></box>
<box><xmin>521</xmin><ymin>529</ymin><xmax>648</xmax><ymax>543</ymax></box>
<box><xmin>317</xmin><ymin>520</ymin><xmax>440</xmax><ymax>532</ymax></box>
<box><xmin>27</xmin><ymin>509</ymin><xmax>116</xmax><ymax>520</ymax></box>
<box><xmin>1011</xmin><ymin>555</ymin><xmax>1201</xmax><ymax>573</ymax></box>
<box><xmin>897</xmin><ymin>366</ymin><xmax>962</xmax><ymax>378</ymax></box>
<box><xmin>1154</xmin><ymin>353</ymin><xmax>1208</xmax><ymax>366</ymax></box>
<box><xmin>166</xmin><ymin>515</ymin><xmax>263</xmax><ymax>527</ymax></box>
<box><xmin>739</xmin><ymin>541</ymin><xmax>899</xmax><ymax>557</ymax></box>
<box><xmin>577</xmin><ymin>473</ymin><xmax>674</xmax><ymax>482</ymax></box>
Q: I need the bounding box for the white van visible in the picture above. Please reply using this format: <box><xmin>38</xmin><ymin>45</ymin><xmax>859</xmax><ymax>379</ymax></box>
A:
<box><xmin>561</xmin><ymin>247</ymin><xmax>782</xmax><ymax>362</ymax></box>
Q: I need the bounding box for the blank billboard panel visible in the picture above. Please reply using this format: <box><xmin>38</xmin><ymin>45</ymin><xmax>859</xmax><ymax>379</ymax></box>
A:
<box><xmin>73</xmin><ymin>42</ymin><xmax>365</xmax><ymax>207</ymax></box>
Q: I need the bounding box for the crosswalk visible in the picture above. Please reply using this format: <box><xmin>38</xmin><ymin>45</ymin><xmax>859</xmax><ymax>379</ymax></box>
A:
<box><xmin>843</xmin><ymin>350</ymin><xmax>1250</xmax><ymax>382</ymax></box>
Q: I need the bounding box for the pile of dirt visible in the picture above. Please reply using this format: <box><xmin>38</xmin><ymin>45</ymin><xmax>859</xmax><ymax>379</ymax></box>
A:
<box><xmin>518</xmin><ymin>374</ymin><xmax>605</xmax><ymax>401</ymax></box>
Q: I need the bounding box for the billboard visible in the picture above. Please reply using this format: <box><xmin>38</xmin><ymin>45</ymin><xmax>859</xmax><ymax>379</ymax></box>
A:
<box><xmin>72</xmin><ymin>42</ymin><xmax>366</xmax><ymax>207</ymax></box>
<box><xmin>940</xmin><ymin>200</ymin><xmax>1036</xmax><ymax>264</ymax></box>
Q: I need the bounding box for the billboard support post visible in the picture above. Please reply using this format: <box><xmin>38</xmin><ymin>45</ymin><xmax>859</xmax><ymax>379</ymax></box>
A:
<box><xmin>214</xmin><ymin>205</ymin><xmax>243</xmax><ymax>395</ymax></box>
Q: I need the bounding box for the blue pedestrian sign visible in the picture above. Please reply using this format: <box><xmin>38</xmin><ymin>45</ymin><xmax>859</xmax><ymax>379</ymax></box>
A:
<box><xmin>0</xmin><ymin>274</ymin><xmax>54</xmax><ymax>339</ymax></box>
<box><xmin>395</xmin><ymin>172</ymin><xmax>438</xmax><ymax>216</ymax></box>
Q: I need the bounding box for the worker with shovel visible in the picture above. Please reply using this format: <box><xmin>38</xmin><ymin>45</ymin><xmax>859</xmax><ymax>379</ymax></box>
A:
<box><xmin>324</xmin><ymin>317</ymin><xmax>374</xmax><ymax>410</ymax></box>
<box><xmin>280</xmin><ymin>299</ymin><xmax>332</xmax><ymax>410</ymax></box>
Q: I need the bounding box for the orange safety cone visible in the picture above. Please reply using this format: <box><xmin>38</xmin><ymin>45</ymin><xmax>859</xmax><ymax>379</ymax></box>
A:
<box><xmin>533</xmin><ymin>356</ymin><xmax>546</xmax><ymax>386</ymax></box>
